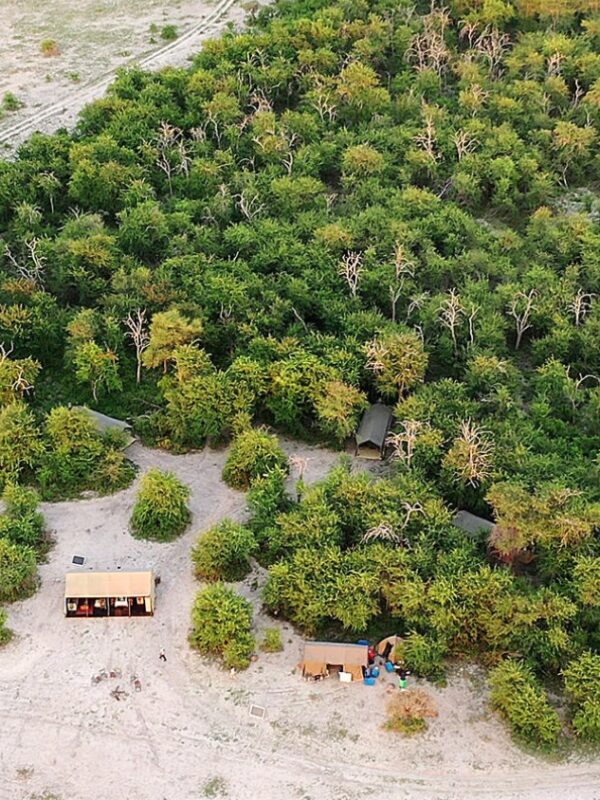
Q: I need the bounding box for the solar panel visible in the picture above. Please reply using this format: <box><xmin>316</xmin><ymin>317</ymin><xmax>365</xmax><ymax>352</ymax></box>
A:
<box><xmin>72</xmin><ymin>555</ymin><xmax>85</xmax><ymax>565</ymax></box>
<box><xmin>249</xmin><ymin>704</ymin><xmax>266</xmax><ymax>719</ymax></box>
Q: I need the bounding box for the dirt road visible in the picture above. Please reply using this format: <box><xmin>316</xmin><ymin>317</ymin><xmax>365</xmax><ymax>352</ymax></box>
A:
<box><xmin>0</xmin><ymin>0</ymin><xmax>264</xmax><ymax>148</ymax></box>
<box><xmin>1</xmin><ymin>440</ymin><xmax>600</xmax><ymax>800</ymax></box>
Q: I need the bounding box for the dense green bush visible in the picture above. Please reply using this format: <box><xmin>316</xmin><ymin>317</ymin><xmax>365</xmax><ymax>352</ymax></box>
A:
<box><xmin>0</xmin><ymin>484</ymin><xmax>45</xmax><ymax>549</ymax></box>
<box><xmin>192</xmin><ymin>519</ymin><xmax>257</xmax><ymax>581</ymax></box>
<box><xmin>37</xmin><ymin>407</ymin><xmax>135</xmax><ymax>500</ymax></box>
<box><xmin>189</xmin><ymin>583</ymin><xmax>255</xmax><ymax>670</ymax></box>
<box><xmin>401</xmin><ymin>633</ymin><xmax>447</xmax><ymax>682</ymax></box>
<box><xmin>489</xmin><ymin>661</ymin><xmax>561</xmax><ymax>749</ymax></box>
<box><xmin>0</xmin><ymin>539</ymin><xmax>37</xmax><ymax>602</ymax></box>
<box><xmin>247</xmin><ymin>466</ymin><xmax>290</xmax><ymax>537</ymax></box>
<box><xmin>222</xmin><ymin>429</ymin><xmax>288</xmax><ymax>490</ymax></box>
<box><xmin>563</xmin><ymin>652</ymin><xmax>600</xmax><ymax>742</ymax></box>
<box><xmin>130</xmin><ymin>468</ymin><xmax>190</xmax><ymax>541</ymax></box>
<box><xmin>0</xmin><ymin>608</ymin><xmax>11</xmax><ymax>646</ymax></box>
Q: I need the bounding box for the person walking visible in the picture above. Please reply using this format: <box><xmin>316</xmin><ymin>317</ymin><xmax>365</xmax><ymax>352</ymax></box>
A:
<box><xmin>159</xmin><ymin>648</ymin><xmax>167</xmax><ymax>662</ymax></box>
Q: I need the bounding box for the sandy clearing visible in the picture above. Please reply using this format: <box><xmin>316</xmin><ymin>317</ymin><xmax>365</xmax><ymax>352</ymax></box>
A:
<box><xmin>0</xmin><ymin>438</ymin><xmax>600</xmax><ymax>800</ymax></box>
<box><xmin>0</xmin><ymin>0</ymin><xmax>266</xmax><ymax>148</ymax></box>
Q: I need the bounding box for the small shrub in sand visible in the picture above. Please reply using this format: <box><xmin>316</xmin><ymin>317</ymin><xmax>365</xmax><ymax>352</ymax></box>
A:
<box><xmin>40</xmin><ymin>39</ymin><xmax>60</xmax><ymax>57</ymax></box>
<box><xmin>130</xmin><ymin>468</ymin><xmax>190</xmax><ymax>541</ymax></box>
<box><xmin>160</xmin><ymin>24</ymin><xmax>178</xmax><ymax>41</ymax></box>
<box><xmin>384</xmin><ymin>689</ymin><xmax>438</xmax><ymax>735</ymax></box>
<box><xmin>192</xmin><ymin>519</ymin><xmax>257</xmax><ymax>582</ymax></box>
<box><xmin>261</xmin><ymin>627</ymin><xmax>283</xmax><ymax>653</ymax></box>
<box><xmin>0</xmin><ymin>539</ymin><xmax>37</xmax><ymax>602</ymax></box>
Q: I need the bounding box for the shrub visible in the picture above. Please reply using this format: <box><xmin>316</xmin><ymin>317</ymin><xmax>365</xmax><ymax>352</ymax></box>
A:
<box><xmin>384</xmin><ymin>689</ymin><xmax>438</xmax><ymax>735</ymax></box>
<box><xmin>401</xmin><ymin>632</ymin><xmax>447</xmax><ymax>682</ymax></box>
<box><xmin>0</xmin><ymin>539</ymin><xmax>37</xmax><ymax>602</ymax></box>
<box><xmin>247</xmin><ymin>466</ymin><xmax>290</xmax><ymax>534</ymax></box>
<box><xmin>2</xmin><ymin>92</ymin><xmax>23</xmax><ymax>112</ymax></box>
<box><xmin>130</xmin><ymin>469</ymin><xmax>190</xmax><ymax>541</ymax></box>
<box><xmin>222</xmin><ymin>428</ymin><xmax>288</xmax><ymax>490</ymax></box>
<box><xmin>160</xmin><ymin>24</ymin><xmax>178</xmax><ymax>41</ymax></box>
<box><xmin>41</xmin><ymin>39</ymin><xmax>60</xmax><ymax>56</ymax></box>
<box><xmin>190</xmin><ymin>583</ymin><xmax>255</xmax><ymax>670</ymax></box>
<box><xmin>192</xmin><ymin>519</ymin><xmax>257</xmax><ymax>581</ymax></box>
<box><xmin>489</xmin><ymin>660</ymin><xmax>560</xmax><ymax>748</ymax></box>
<box><xmin>563</xmin><ymin>652</ymin><xmax>600</xmax><ymax>742</ymax></box>
<box><xmin>0</xmin><ymin>484</ymin><xmax>45</xmax><ymax>549</ymax></box>
<box><xmin>0</xmin><ymin>608</ymin><xmax>11</xmax><ymax>646</ymax></box>
<box><xmin>91</xmin><ymin>449</ymin><xmax>136</xmax><ymax>494</ymax></box>
<box><xmin>260</xmin><ymin>627</ymin><xmax>283</xmax><ymax>653</ymax></box>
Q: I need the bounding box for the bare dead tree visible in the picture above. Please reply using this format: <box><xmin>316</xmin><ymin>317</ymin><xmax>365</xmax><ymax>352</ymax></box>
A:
<box><xmin>400</xmin><ymin>500</ymin><xmax>425</xmax><ymax>529</ymax></box>
<box><xmin>11</xmin><ymin>366</ymin><xmax>34</xmax><ymax>397</ymax></box>
<box><xmin>507</xmin><ymin>289</ymin><xmax>537</xmax><ymax>350</ymax></box>
<box><xmin>572</xmin><ymin>79</ymin><xmax>585</xmax><ymax>108</ymax></box>
<box><xmin>0</xmin><ymin>342</ymin><xmax>15</xmax><ymax>362</ymax></box>
<box><xmin>309</xmin><ymin>83</ymin><xmax>338</xmax><ymax>123</ymax></box>
<box><xmin>123</xmin><ymin>309</ymin><xmax>150</xmax><ymax>385</ymax></box>
<box><xmin>339</xmin><ymin>251</ymin><xmax>364</xmax><ymax>298</ymax></box>
<box><xmin>547</xmin><ymin>51</ymin><xmax>564</xmax><ymax>77</ymax></box>
<box><xmin>387</xmin><ymin>420</ymin><xmax>428</xmax><ymax>468</ymax></box>
<box><xmin>406</xmin><ymin>7</ymin><xmax>451</xmax><ymax>76</ymax></box>
<box><xmin>415</xmin><ymin>108</ymin><xmax>440</xmax><ymax>163</ymax></box>
<box><xmin>451</xmin><ymin>419</ymin><xmax>494</xmax><ymax>487</ymax></box>
<box><xmin>406</xmin><ymin>291</ymin><xmax>430</xmax><ymax>322</ymax></box>
<box><xmin>473</xmin><ymin>27</ymin><xmax>511</xmax><ymax>77</ymax></box>
<box><xmin>389</xmin><ymin>284</ymin><xmax>403</xmax><ymax>323</ymax></box>
<box><xmin>453</xmin><ymin>130</ymin><xmax>478</xmax><ymax>161</ymax></box>
<box><xmin>361</xmin><ymin>522</ymin><xmax>403</xmax><ymax>545</ymax></box>
<box><xmin>234</xmin><ymin>190</ymin><xmax>265</xmax><ymax>221</ymax></box>
<box><xmin>570</xmin><ymin>289</ymin><xmax>594</xmax><ymax>326</ymax></box>
<box><xmin>439</xmin><ymin>288</ymin><xmax>465</xmax><ymax>353</ymax></box>
<box><xmin>466</xmin><ymin>303</ymin><xmax>479</xmax><ymax>348</ymax></box>
<box><xmin>4</xmin><ymin>239</ymin><xmax>46</xmax><ymax>287</ymax></box>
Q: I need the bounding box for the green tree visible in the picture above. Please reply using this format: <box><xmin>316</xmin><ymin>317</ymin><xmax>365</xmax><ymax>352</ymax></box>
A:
<box><xmin>192</xmin><ymin>519</ymin><xmax>257</xmax><ymax>581</ymax></box>
<box><xmin>0</xmin><ymin>538</ymin><xmax>37</xmax><ymax>602</ymax></box>
<box><xmin>189</xmin><ymin>583</ymin><xmax>255</xmax><ymax>670</ymax></box>
<box><xmin>0</xmin><ymin>402</ymin><xmax>43</xmax><ymax>487</ymax></box>
<box><xmin>366</xmin><ymin>332</ymin><xmax>428</xmax><ymax>400</ymax></box>
<box><xmin>143</xmin><ymin>309</ymin><xmax>203</xmax><ymax>373</ymax></box>
<box><xmin>222</xmin><ymin>428</ymin><xmax>288</xmax><ymax>490</ymax></box>
<box><xmin>130</xmin><ymin>468</ymin><xmax>190</xmax><ymax>541</ymax></box>
<box><xmin>73</xmin><ymin>340</ymin><xmax>122</xmax><ymax>401</ymax></box>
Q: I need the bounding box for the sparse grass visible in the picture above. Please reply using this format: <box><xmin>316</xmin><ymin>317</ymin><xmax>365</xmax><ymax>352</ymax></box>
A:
<box><xmin>66</xmin><ymin>71</ymin><xmax>80</xmax><ymax>82</ymax></box>
<box><xmin>260</xmin><ymin>627</ymin><xmax>283</xmax><ymax>653</ymax></box>
<box><xmin>160</xmin><ymin>24</ymin><xmax>178</xmax><ymax>41</ymax></box>
<box><xmin>384</xmin><ymin>689</ymin><xmax>438</xmax><ymax>736</ymax></box>
<box><xmin>201</xmin><ymin>775</ymin><xmax>228</xmax><ymax>797</ymax></box>
<box><xmin>40</xmin><ymin>39</ymin><xmax>60</xmax><ymax>57</ymax></box>
<box><xmin>2</xmin><ymin>92</ymin><xmax>24</xmax><ymax>112</ymax></box>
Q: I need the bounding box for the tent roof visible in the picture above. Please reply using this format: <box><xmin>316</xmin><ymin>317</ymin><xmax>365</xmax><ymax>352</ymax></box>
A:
<box><xmin>74</xmin><ymin>407</ymin><xmax>135</xmax><ymax>446</ymax></box>
<box><xmin>302</xmin><ymin>641</ymin><xmax>368</xmax><ymax>667</ymax></box>
<box><xmin>355</xmin><ymin>404</ymin><xmax>393</xmax><ymax>449</ymax></box>
<box><xmin>453</xmin><ymin>510</ymin><xmax>494</xmax><ymax>536</ymax></box>
<box><xmin>65</xmin><ymin>571</ymin><xmax>153</xmax><ymax>598</ymax></box>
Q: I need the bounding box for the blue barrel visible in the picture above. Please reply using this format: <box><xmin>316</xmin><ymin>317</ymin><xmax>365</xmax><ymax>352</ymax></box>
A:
<box><xmin>363</xmin><ymin>676</ymin><xmax>376</xmax><ymax>686</ymax></box>
<box><xmin>371</xmin><ymin>666</ymin><xmax>380</xmax><ymax>678</ymax></box>
<box><xmin>385</xmin><ymin>661</ymin><xmax>394</xmax><ymax>673</ymax></box>
<box><xmin>357</xmin><ymin>639</ymin><xmax>369</xmax><ymax>646</ymax></box>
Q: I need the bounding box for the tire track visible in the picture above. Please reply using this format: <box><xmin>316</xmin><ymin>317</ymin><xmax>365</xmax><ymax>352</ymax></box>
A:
<box><xmin>0</xmin><ymin>0</ymin><xmax>243</xmax><ymax>145</ymax></box>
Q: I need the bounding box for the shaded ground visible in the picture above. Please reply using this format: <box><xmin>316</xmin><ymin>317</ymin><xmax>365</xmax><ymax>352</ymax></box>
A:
<box><xmin>1</xmin><ymin>439</ymin><xmax>600</xmax><ymax>800</ymax></box>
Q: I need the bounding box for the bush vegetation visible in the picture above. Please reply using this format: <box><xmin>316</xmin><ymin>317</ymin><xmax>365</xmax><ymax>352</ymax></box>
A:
<box><xmin>130</xmin><ymin>468</ymin><xmax>190</xmax><ymax>541</ymax></box>
<box><xmin>189</xmin><ymin>583</ymin><xmax>255</xmax><ymax>670</ymax></box>
<box><xmin>3</xmin><ymin>0</ymin><xmax>600</xmax><ymax>750</ymax></box>
<box><xmin>192</xmin><ymin>519</ymin><xmax>257</xmax><ymax>581</ymax></box>
<box><xmin>0</xmin><ymin>608</ymin><xmax>12</xmax><ymax>646</ymax></box>
<box><xmin>384</xmin><ymin>689</ymin><xmax>438</xmax><ymax>736</ymax></box>
<box><xmin>489</xmin><ymin>660</ymin><xmax>561</xmax><ymax>749</ymax></box>
<box><xmin>222</xmin><ymin>428</ymin><xmax>288</xmax><ymax>490</ymax></box>
<box><xmin>260</xmin><ymin>627</ymin><xmax>283</xmax><ymax>653</ymax></box>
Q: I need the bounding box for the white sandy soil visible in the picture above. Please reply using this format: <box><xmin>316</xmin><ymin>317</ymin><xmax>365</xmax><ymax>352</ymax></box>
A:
<box><xmin>2</xmin><ymin>439</ymin><xmax>600</xmax><ymax>800</ymax></box>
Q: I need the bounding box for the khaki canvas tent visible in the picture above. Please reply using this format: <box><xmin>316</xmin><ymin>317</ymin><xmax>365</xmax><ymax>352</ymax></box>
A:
<box><xmin>65</xmin><ymin>571</ymin><xmax>155</xmax><ymax>617</ymax></box>
<box><xmin>301</xmin><ymin>641</ymin><xmax>368</xmax><ymax>681</ymax></box>
<box><xmin>377</xmin><ymin>635</ymin><xmax>403</xmax><ymax>662</ymax></box>
<box><xmin>74</xmin><ymin>406</ymin><xmax>136</xmax><ymax>448</ymax></box>
<box><xmin>355</xmin><ymin>404</ymin><xmax>393</xmax><ymax>459</ymax></box>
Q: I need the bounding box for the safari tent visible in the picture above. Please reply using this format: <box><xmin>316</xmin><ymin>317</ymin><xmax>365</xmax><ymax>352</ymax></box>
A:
<box><xmin>300</xmin><ymin>641</ymin><xmax>368</xmax><ymax>681</ymax></box>
<box><xmin>355</xmin><ymin>404</ymin><xmax>393</xmax><ymax>459</ymax></box>
<box><xmin>74</xmin><ymin>406</ymin><xmax>136</xmax><ymax>448</ymax></box>
<box><xmin>65</xmin><ymin>570</ymin><xmax>155</xmax><ymax>617</ymax></box>
<box><xmin>453</xmin><ymin>511</ymin><xmax>494</xmax><ymax>539</ymax></box>
<box><xmin>377</xmin><ymin>634</ymin><xmax>403</xmax><ymax>662</ymax></box>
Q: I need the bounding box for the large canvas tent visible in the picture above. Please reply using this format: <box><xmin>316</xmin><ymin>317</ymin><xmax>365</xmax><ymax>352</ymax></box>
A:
<box><xmin>300</xmin><ymin>641</ymin><xmax>368</xmax><ymax>681</ymax></box>
<box><xmin>74</xmin><ymin>406</ymin><xmax>136</xmax><ymax>448</ymax></box>
<box><xmin>355</xmin><ymin>404</ymin><xmax>393</xmax><ymax>459</ymax></box>
<box><xmin>65</xmin><ymin>570</ymin><xmax>155</xmax><ymax>617</ymax></box>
